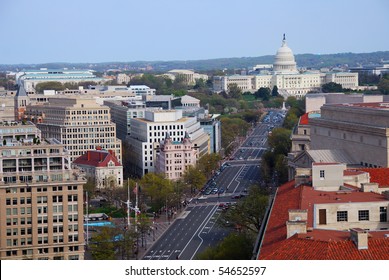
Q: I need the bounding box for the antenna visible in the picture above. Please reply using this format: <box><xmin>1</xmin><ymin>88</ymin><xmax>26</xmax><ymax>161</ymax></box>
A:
<box><xmin>283</xmin><ymin>33</ymin><xmax>286</xmax><ymax>41</ymax></box>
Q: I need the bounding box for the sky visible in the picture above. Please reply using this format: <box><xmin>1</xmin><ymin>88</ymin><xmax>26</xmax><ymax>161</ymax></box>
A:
<box><xmin>0</xmin><ymin>0</ymin><xmax>388</xmax><ymax>64</ymax></box>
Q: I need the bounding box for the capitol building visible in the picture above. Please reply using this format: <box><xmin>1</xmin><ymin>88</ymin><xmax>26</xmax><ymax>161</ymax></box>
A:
<box><xmin>213</xmin><ymin>35</ymin><xmax>359</xmax><ymax>98</ymax></box>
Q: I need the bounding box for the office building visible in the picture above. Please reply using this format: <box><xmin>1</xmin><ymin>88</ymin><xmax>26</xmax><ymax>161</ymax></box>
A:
<box><xmin>0</xmin><ymin>122</ymin><xmax>86</xmax><ymax>260</ymax></box>
<box><xmin>24</xmin><ymin>96</ymin><xmax>122</xmax><ymax>163</ymax></box>
<box><xmin>129</xmin><ymin>110</ymin><xmax>209</xmax><ymax>177</ymax></box>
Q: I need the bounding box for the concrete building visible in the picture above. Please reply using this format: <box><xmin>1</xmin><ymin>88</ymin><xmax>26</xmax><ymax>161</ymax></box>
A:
<box><xmin>104</xmin><ymin>100</ymin><xmax>148</xmax><ymax>141</ymax></box>
<box><xmin>305</xmin><ymin>92</ymin><xmax>388</xmax><ymax>113</ymax></box>
<box><xmin>155</xmin><ymin>132</ymin><xmax>197</xmax><ymax>180</ymax></box>
<box><xmin>73</xmin><ymin>148</ymin><xmax>123</xmax><ymax>190</ymax></box>
<box><xmin>116</xmin><ymin>73</ymin><xmax>131</xmax><ymax>85</ymax></box>
<box><xmin>0</xmin><ymin>123</ymin><xmax>86</xmax><ymax>260</ymax></box>
<box><xmin>24</xmin><ymin>96</ymin><xmax>122</xmax><ymax>163</ymax></box>
<box><xmin>129</xmin><ymin>110</ymin><xmax>209</xmax><ymax>177</ymax></box>
<box><xmin>165</xmin><ymin>70</ymin><xmax>208</xmax><ymax>86</ymax></box>
<box><xmin>213</xmin><ymin>35</ymin><xmax>359</xmax><ymax>98</ymax></box>
<box><xmin>16</xmin><ymin>69</ymin><xmax>107</xmax><ymax>93</ymax></box>
<box><xmin>310</xmin><ymin>102</ymin><xmax>389</xmax><ymax>168</ymax></box>
<box><xmin>258</xmin><ymin>163</ymin><xmax>389</xmax><ymax>260</ymax></box>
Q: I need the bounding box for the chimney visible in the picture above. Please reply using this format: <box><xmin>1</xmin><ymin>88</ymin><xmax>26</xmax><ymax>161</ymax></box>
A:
<box><xmin>361</xmin><ymin>183</ymin><xmax>379</xmax><ymax>193</ymax></box>
<box><xmin>286</xmin><ymin>209</ymin><xmax>308</xmax><ymax>238</ymax></box>
<box><xmin>350</xmin><ymin>228</ymin><xmax>368</xmax><ymax>250</ymax></box>
<box><xmin>87</xmin><ymin>151</ymin><xmax>91</xmax><ymax>161</ymax></box>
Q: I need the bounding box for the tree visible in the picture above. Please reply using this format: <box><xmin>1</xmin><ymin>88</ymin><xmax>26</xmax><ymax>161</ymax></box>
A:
<box><xmin>267</xmin><ymin>127</ymin><xmax>292</xmax><ymax>156</ymax></box>
<box><xmin>35</xmin><ymin>81</ymin><xmax>65</xmax><ymax>93</ymax></box>
<box><xmin>271</xmin><ymin>85</ymin><xmax>279</xmax><ymax>97</ymax></box>
<box><xmin>182</xmin><ymin>166</ymin><xmax>206</xmax><ymax>194</ymax></box>
<box><xmin>195</xmin><ymin>232</ymin><xmax>254</xmax><ymax>260</ymax></box>
<box><xmin>254</xmin><ymin>87</ymin><xmax>271</xmax><ymax>101</ymax></box>
<box><xmin>89</xmin><ymin>226</ymin><xmax>117</xmax><ymax>260</ymax></box>
<box><xmin>197</xmin><ymin>153</ymin><xmax>222</xmax><ymax>179</ymax></box>
<box><xmin>378</xmin><ymin>76</ymin><xmax>389</xmax><ymax>95</ymax></box>
<box><xmin>227</xmin><ymin>83</ymin><xmax>242</xmax><ymax>99</ymax></box>
<box><xmin>139</xmin><ymin>173</ymin><xmax>173</xmax><ymax>210</ymax></box>
<box><xmin>221</xmin><ymin>187</ymin><xmax>269</xmax><ymax>233</ymax></box>
<box><xmin>322</xmin><ymin>82</ymin><xmax>343</xmax><ymax>93</ymax></box>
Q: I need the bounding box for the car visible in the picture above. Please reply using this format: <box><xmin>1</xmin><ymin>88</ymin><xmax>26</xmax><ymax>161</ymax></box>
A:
<box><xmin>211</xmin><ymin>181</ymin><xmax>217</xmax><ymax>187</ymax></box>
<box><xmin>205</xmin><ymin>188</ymin><xmax>212</xmax><ymax>195</ymax></box>
<box><xmin>239</xmin><ymin>156</ymin><xmax>243</xmax><ymax>160</ymax></box>
<box><xmin>232</xmin><ymin>194</ymin><xmax>241</xmax><ymax>199</ymax></box>
<box><xmin>218</xmin><ymin>187</ymin><xmax>225</xmax><ymax>194</ymax></box>
<box><xmin>211</xmin><ymin>188</ymin><xmax>218</xmax><ymax>194</ymax></box>
<box><xmin>218</xmin><ymin>203</ymin><xmax>225</xmax><ymax>208</ymax></box>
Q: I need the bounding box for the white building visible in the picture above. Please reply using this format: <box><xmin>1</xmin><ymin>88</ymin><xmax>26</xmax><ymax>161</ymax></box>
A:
<box><xmin>16</xmin><ymin>69</ymin><xmax>107</xmax><ymax>93</ymax></box>
<box><xmin>213</xmin><ymin>35</ymin><xmax>359</xmax><ymax>98</ymax></box>
<box><xmin>129</xmin><ymin>110</ymin><xmax>209</xmax><ymax>177</ymax></box>
<box><xmin>165</xmin><ymin>70</ymin><xmax>208</xmax><ymax>86</ymax></box>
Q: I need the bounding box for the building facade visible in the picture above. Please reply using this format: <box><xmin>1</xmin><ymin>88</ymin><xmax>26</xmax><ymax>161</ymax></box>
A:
<box><xmin>16</xmin><ymin>69</ymin><xmax>107</xmax><ymax>93</ymax></box>
<box><xmin>0</xmin><ymin>124</ymin><xmax>86</xmax><ymax>260</ymax></box>
<box><xmin>310</xmin><ymin>102</ymin><xmax>389</xmax><ymax>168</ymax></box>
<box><xmin>73</xmin><ymin>148</ymin><xmax>123</xmax><ymax>190</ymax></box>
<box><xmin>129</xmin><ymin>110</ymin><xmax>209</xmax><ymax>177</ymax></box>
<box><xmin>213</xmin><ymin>36</ymin><xmax>359</xmax><ymax>98</ymax></box>
<box><xmin>24</xmin><ymin>96</ymin><xmax>122</xmax><ymax>163</ymax></box>
<box><xmin>155</xmin><ymin>133</ymin><xmax>197</xmax><ymax>180</ymax></box>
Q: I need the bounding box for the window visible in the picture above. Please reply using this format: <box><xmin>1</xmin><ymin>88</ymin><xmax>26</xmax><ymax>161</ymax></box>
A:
<box><xmin>358</xmin><ymin>210</ymin><xmax>369</xmax><ymax>221</ymax></box>
<box><xmin>380</xmin><ymin>207</ymin><xmax>387</xmax><ymax>222</ymax></box>
<box><xmin>319</xmin><ymin>170</ymin><xmax>325</xmax><ymax>179</ymax></box>
<box><xmin>337</xmin><ymin>211</ymin><xmax>348</xmax><ymax>222</ymax></box>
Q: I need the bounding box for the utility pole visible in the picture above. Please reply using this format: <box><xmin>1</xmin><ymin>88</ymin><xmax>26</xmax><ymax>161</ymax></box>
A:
<box><xmin>85</xmin><ymin>191</ymin><xmax>89</xmax><ymax>246</ymax></box>
<box><xmin>127</xmin><ymin>179</ymin><xmax>130</xmax><ymax>229</ymax></box>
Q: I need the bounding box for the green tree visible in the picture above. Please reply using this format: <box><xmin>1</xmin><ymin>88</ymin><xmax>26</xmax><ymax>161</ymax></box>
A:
<box><xmin>89</xmin><ymin>226</ymin><xmax>117</xmax><ymax>260</ymax></box>
<box><xmin>268</xmin><ymin>127</ymin><xmax>292</xmax><ymax>155</ymax></box>
<box><xmin>378</xmin><ymin>76</ymin><xmax>389</xmax><ymax>95</ymax></box>
<box><xmin>221</xmin><ymin>187</ymin><xmax>269</xmax><ymax>233</ymax></box>
<box><xmin>196</xmin><ymin>232</ymin><xmax>254</xmax><ymax>260</ymax></box>
<box><xmin>197</xmin><ymin>153</ymin><xmax>222</xmax><ymax>179</ymax></box>
<box><xmin>182</xmin><ymin>165</ymin><xmax>207</xmax><ymax>194</ymax></box>
<box><xmin>254</xmin><ymin>87</ymin><xmax>271</xmax><ymax>101</ymax></box>
<box><xmin>271</xmin><ymin>85</ymin><xmax>279</xmax><ymax>97</ymax></box>
<box><xmin>227</xmin><ymin>83</ymin><xmax>242</xmax><ymax>99</ymax></box>
<box><xmin>139</xmin><ymin>173</ymin><xmax>173</xmax><ymax>210</ymax></box>
<box><xmin>322</xmin><ymin>82</ymin><xmax>343</xmax><ymax>93</ymax></box>
<box><xmin>35</xmin><ymin>81</ymin><xmax>65</xmax><ymax>93</ymax></box>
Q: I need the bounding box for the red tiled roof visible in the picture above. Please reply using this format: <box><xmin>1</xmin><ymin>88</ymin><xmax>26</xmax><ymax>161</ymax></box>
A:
<box><xmin>260</xmin><ymin>232</ymin><xmax>389</xmax><ymax>260</ymax></box>
<box><xmin>258</xmin><ymin>179</ymin><xmax>389</xmax><ymax>260</ymax></box>
<box><xmin>73</xmin><ymin>149</ymin><xmax>121</xmax><ymax>168</ymax></box>
<box><xmin>299</xmin><ymin>113</ymin><xmax>309</xmax><ymax>125</ymax></box>
<box><xmin>344</xmin><ymin>169</ymin><xmax>366</xmax><ymax>176</ymax></box>
<box><xmin>259</xmin><ymin>180</ymin><xmax>300</xmax><ymax>257</ymax></box>
<box><xmin>360</xmin><ymin>168</ymin><xmax>389</xmax><ymax>188</ymax></box>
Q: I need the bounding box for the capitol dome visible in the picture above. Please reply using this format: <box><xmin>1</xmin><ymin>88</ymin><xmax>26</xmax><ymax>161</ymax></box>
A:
<box><xmin>273</xmin><ymin>34</ymin><xmax>298</xmax><ymax>74</ymax></box>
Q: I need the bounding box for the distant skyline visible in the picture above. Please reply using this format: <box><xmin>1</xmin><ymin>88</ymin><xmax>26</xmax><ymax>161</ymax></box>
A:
<box><xmin>1</xmin><ymin>0</ymin><xmax>388</xmax><ymax>64</ymax></box>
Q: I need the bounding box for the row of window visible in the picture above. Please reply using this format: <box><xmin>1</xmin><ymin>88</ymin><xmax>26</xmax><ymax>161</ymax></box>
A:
<box><xmin>337</xmin><ymin>208</ymin><xmax>387</xmax><ymax>222</ymax></box>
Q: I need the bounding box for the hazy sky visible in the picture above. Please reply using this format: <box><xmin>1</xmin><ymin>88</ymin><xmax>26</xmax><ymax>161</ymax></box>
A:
<box><xmin>1</xmin><ymin>0</ymin><xmax>388</xmax><ymax>64</ymax></box>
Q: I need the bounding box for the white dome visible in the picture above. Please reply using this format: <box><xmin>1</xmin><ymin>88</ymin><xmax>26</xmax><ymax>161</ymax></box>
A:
<box><xmin>273</xmin><ymin>35</ymin><xmax>298</xmax><ymax>74</ymax></box>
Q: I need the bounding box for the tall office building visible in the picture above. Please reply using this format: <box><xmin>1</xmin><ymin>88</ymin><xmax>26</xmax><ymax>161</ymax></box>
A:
<box><xmin>0</xmin><ymin>122</ymin><xmax>86</xmax><ymax>260</ymax></box>
<box><xmin>24</xmin><ymin>96</ymin><xmax>122</xmax><ymax>163</ymax></box>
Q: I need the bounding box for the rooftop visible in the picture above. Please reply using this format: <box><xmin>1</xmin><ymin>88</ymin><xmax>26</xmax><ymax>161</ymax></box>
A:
<box><xmin>258</xmin><ymin>179</ymin><xmax>389</xmax><ymax>260</ymax></box>
<box><xmin>73</xmin><ymin>149</ymin><xmax>121</xmax><ymax>168</ymax></box>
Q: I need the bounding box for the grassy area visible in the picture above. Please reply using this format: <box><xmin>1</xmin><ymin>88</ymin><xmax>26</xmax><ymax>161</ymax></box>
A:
<box><xmin>241</xmin><ymin>94</ymin><xmax>256</xmax><ymax>102</ymax></box>
<box><xmin>89</xmin><ymin>206</ymin><xmax>126</xmax><ymax>218</ymax></box>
